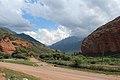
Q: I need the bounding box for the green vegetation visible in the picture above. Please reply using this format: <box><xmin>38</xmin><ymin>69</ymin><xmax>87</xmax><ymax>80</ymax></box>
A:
<box><xmin>0</xmin><ymin>28</ymin><xmax>55</xmax><ymax>59</ymax></box>
<box><xmin>0</xmin><ymin>68</ymin><xmax>39</xmax><ymax>80</ymax></box>
<box><xmin>0</xmin><ymin>59</ymin><xmax>38</xmax><ymax>66</ymax></box>
<box><xmin>0</xmin><ymin>53</ymin><xmax>11</xmax><ymax>59</ymax></box>
<box><xmin>56</xmin><ymin>65</ymin><xmax>120</xmax><ymax>75</ymax></box>
<box><xmin>0</xmin><ymin>28</ymin><xmax>120</xmax><ymax>75</ymax></box>
<box><xmin>39</xmin><ymin>53</ymin><xmax>120</xmax><ymax>75</ymax></box>
<box><xmin>0</xmin><ymin>28</ymin><xmax>19</xmax><ymax>41</ymax></box>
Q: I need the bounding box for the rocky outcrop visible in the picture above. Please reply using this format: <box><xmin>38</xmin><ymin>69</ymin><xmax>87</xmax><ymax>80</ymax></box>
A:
<box><xmin>0</xmin><ymin>38</ymin><xmax>31</xmax><ymax>54</ymax></box>
<box><xmin>13</xmin><ymin>39</ymin><xmax>31</xmax><ymax>48</ymax></box>
<box><xmin>81</xmin><ymin>16</ymin><xmax>120</xmax><ymax>55</ymax></box>
<box><xmin>0</xmin><ymin>38</ymin><xmax>16</xmax><ymax>53</ymax></box>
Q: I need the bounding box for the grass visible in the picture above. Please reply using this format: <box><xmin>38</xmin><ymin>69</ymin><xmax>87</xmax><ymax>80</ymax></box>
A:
<box><xmin>44</xmin><ymin>60</ymin><xmax>120</xmax><ymax>75</ymax></box>
<box><xmin>0</xmin><ymin>68</ymin><xmax>39</xmax><ymax>80</ymax></box>
<box><xmin>54</xmin><ymin>64</ymin><xmax>120</xmax><ymax>75</ymax></box>
<box><xmin>0</xmin><ymin>59</ymin><xmax>38</xmax><ymax>66</ymax></box>
<box><xmin>40</xmin><ymin>53</ymin><xmax>120</xmax><ymax>75</ymax></box>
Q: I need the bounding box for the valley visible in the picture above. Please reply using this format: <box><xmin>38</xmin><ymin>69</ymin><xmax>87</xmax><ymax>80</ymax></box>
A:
<box><xmin>0</xmin><ymin>10</ymin><xmax>120</xmax><ymax>80</ymax></box>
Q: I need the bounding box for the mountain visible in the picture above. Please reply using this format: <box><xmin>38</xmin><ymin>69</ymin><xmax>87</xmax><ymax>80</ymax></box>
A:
<box><xmin>81</xmin><ymin>16</ymin><xmax>120</xmax><ymax>56</ymax></box>
<box><xmin>49</xmin><ymin>36</ymin><xmax>83</xmax><ymax>52</ymax></box>
<box><xmin>0</xmin><ymin>27</ymin><xmax>41</xmax><ymax>44</ymax></box>
<box><xmin>17</xmin><ymin>33</ymin><xmax>40</xmax><ymax>44</ymax></box>
<box><xmin>0</xmin><ymin>27</ymin><xmax>53</xmax><ymax>56</ymax></box>
<box><xmin>0</xmin><ymin>27</ymin><xmax>16</xmax><ymax>34</ymax></box>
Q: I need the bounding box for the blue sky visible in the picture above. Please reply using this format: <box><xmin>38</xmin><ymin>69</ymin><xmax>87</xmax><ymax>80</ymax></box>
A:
<box><xmin>22</xmin><ymin>10</ymin><xmax>58</xmax><ymax>32</ymax></box>
<box><xmin>22</xmin><ymin>0</ymin><xmax>59</xmax><ymax>32</ymax></box>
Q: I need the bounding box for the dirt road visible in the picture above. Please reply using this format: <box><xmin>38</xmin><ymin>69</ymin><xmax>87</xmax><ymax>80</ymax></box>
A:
<box><xmin>0</xmin><ymin>59</ymin><xmax>119</xmax><ymax>80</ymax></box>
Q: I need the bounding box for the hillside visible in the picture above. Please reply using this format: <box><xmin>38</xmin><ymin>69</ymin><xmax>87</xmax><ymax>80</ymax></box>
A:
<box><xmin>17</xmin><ymin>33</ymin><xmax>40</xmax><ymax>44</ymax></box>
<box><xmin>0</xmin><ymin>27</ymin><xmax>54</xmax><ymax>57</ymax></box>
<box><xmin>49</xmin><ymin>36</ymin><xmax>83</xmax><ymax>52</ymax></box>
<box><xmin>81</xmin><ymin>16</ymin><xmax>120</xmax><ymax>56</ymax></box>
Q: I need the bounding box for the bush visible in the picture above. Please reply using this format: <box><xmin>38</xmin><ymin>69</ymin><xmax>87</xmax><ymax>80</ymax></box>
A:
<box><xmin>61</xmin><ymin>54</ymin><xmax>71</xmax><ymax>61</ymax></box>
<box><xmin>72</xmin><ymin>56</ymin><xmax>85</xmax><ymax>67</ymax></box>
<box><xmin>27</xmin><ymin>51</ymin><xmax>38</xmax><ymax>58</ymax></box>
<box><xmin>3</xmin><ymin>54</ymin><xmax>11</xmax><ymax>59</ymax></box>
<box><xmin>52</xmin><ymin>54</ymin><xmax>61</xmax><ymax>60</ymax></box>
<box><xmin>39</xmin><ymin>53</ymin><xmax>53</xmax><ymax>60</ymax></box>
<box><xmin>0</xmin><ymin>53</ymin><xmax>4</xmax><ymax>57</ymax></box>
<box><xmin>0</xmin><ymin>53</ymin><xmax>11</xmax><ymax>59</ymax></box>
<box><xmin>103</xmin><ymin>58</ymin><xmax>111</xmax><ymax>65</ymax></box>
<box><xmin>12</xmin><ymin>53</ymin><xmax>28</xmax><ymax>60</ymax></box>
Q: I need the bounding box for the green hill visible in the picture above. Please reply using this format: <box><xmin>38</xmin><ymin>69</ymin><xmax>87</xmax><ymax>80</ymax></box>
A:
<box><xmin>0</xmin><ymin>27</ymin><xmax>54</xmax><ymax>59</ymax></box>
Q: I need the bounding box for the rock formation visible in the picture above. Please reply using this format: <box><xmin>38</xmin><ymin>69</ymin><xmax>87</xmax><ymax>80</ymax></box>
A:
<box><xmin>0</xmin><ymin>37</ymin><xmax>31</xmax><ymax>54</ymax></box>
<box><xmin>81</xmin><ymin>16</ymin><xmax>120</xmax><ymax>55</ymax></box>
<box><xmin>0</xmin><ymin>38</ymin><xmax>16</xmax><ymax>53</ymax></box>
<box><xmin>13</xmin><ymin>39</ymin><xmax>31</xmax><ymax>48</ymax></box>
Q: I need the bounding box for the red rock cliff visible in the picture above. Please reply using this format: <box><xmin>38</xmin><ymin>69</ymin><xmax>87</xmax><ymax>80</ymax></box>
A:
<box><xmin>0</xmin><ymin>38</ymin><xmax>31</xmax><ymax>54</ymax></box>
<box><xmin>0</xmin><ymin>38</ymin><xmax>16</xmax><ymax>53</ymax></box>
<box><xmin>13</xmin><ymin>39</ymin><xmax>31</xmax><ymax>48</ymax></box>
<box><xmin>81</xmin><ymin>16</ymin><xmax>120</xmax><ymax>55</ymax></box>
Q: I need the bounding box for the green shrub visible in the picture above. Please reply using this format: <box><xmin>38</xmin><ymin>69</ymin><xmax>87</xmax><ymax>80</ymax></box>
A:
<box><xmin>61</xmin><ymin>54</ymin><xmax>71</xmax><ymax>61</ymax></box>
<box><xmin>12</xmin><ymin>53</ymin><xmax>28</xmax><ymax>60</ymax></box>
<box><xmin>3</xmin><ymin>54</ymin><xmax>11</xmax><ymax>59</ymax></box>
<box><xmin>0</xmin><ymin>53</ymin><xmax>4</xmax><ymax>57</ymax></box>
<box><xmin>0</xmin><ymin>53</ymin><xmax>11</xmax><ymax>59</ymax></box>
<box><xmin>103</xmin><ymin>58</ymin><xmax>111</xmax><ymax>65</ymax></box>
<box><xmin>72</xmin><ymin>56</ymin><xmax>85</xmax><ymax>67</ymax></box>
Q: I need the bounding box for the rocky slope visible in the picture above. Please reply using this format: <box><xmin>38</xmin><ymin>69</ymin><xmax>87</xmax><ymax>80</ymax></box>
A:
<box><xmin>0</xmin><ymin>38</ymin><xmax>16</xmax><ymax>53</ymax></box>
<box><xmin>81</xmin><ymin>16</ymin><xmax>120</xmax><ymax>55</ymax></box>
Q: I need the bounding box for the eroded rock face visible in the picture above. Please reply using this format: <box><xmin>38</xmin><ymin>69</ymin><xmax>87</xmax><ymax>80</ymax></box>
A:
<box><xmin>0</xmin><ymin>38</ymin><xmax>16</xmax><ymax>53</ymax></box>
<box><xmin>81</xmin><ymin>16</ymin><xmax>120</xmax><ymax>55</ymax></box>
<box><xmin>13</xmin><ymin>39</ymin><xmax>31</xmax><ymax>48</ymax></box>
<box><xmin>0</xmin><ymin>38</ymin><xmax>31</xmax><ymax>54</ymax></box>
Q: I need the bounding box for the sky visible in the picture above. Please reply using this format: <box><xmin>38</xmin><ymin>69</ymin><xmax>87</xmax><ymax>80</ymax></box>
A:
<box><xmin>0</xmin><ymin>0</ymin><xmax>120</xmax><ymax>45</ymax></box>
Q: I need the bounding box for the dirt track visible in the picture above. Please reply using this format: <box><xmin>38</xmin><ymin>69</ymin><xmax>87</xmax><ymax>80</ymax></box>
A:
<box><xmin>0</xmin><ymin>59</ymin><xmax>120</xmax><ymax>80</ymax></box>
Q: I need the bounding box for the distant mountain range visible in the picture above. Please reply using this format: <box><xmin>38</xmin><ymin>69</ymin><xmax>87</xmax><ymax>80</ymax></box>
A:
<box><xmin>49</xmin><ymin>36</ymin><xmax>84</xmax><ymax>52</ymax></box>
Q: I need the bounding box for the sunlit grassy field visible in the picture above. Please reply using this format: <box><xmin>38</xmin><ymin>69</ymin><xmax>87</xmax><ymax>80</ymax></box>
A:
<box><xmin>0</xmin><ymin>59</ymin><xmax>38</xmax><ymax>66</ymax></box>
<box><xmin>0</xmin><ymin>68</ymin><xmax>39</xmax><ymax>80</ymax></box>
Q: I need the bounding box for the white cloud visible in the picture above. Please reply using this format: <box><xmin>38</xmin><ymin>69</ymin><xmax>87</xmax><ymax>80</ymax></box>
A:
<box><xmin>23</xmin><ymin>31</ymin><xmax>38</xmax><ymax>39</ymax></box>
<box><xmin>24</xmin><ymin>0</ymin><xmax>120</xmax><ymax>37</ymax></box>
<box><xmin>0</xmin><ymin>0</ymin><xmax>33</xmax><ymax>32</ymax></box>
<box><xmin>24</xmin><ymin>25</ymin><xmax>71</xmax><ymax>45</ymax></box>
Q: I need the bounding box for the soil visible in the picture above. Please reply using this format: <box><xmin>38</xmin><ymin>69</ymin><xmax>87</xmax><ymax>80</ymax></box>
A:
<box><xmin>0</xmin><ymin>58</ymin><xmax>119</xmax><ymax>80</ymax></box>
